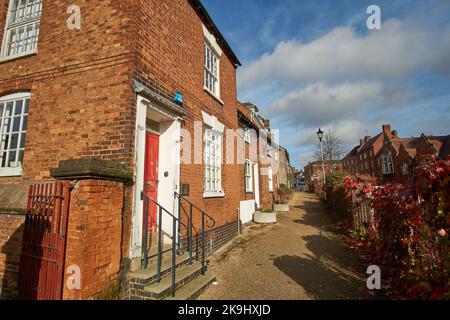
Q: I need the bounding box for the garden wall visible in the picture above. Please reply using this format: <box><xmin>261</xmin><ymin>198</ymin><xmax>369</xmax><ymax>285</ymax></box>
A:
<box><xmin>0</xmin><ymin>212</ymin><xmax>25</xmax><ymax>299</ymax></box>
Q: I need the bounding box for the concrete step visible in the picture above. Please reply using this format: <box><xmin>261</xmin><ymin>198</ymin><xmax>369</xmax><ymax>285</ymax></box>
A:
<box><xmin>143</xmin><ymin>262</ymin><xmax>203</xmax><ymax>299</ymax></box>
<box><xmin>164</xmin><ymin>273</ymin><xmax>216</xmax><ymax>300</ymax></box>
<box><xmin>130</xmin><ymin>251</ymin><xmax>195</xmax><ymax>287</ymax></box>
<box><xmin>146</xmin><ymin>244</ymin><xmax>173</xmax><ymax>259</ymax></box>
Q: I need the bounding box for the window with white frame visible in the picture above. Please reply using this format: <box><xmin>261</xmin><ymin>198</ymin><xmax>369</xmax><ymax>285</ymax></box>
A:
<box><xmin>244</xmin><ymin>126</ymin><xmax>251</xmax><ymax>143</ymax></box>
<box><xmin>402</xmin><ymin>163</ymin><xmax>408</xmax><ymax>175</ymax></box>
<box><xmin>244</xmin><ymin>159</ymin><xmax>252</xmax><ymax>192</ymax></box>
<box><xmin>0</xmin><ymin>92</ymin><xmax>29</xmax><ymax>176</ymax></box>
<box><xmin>204</xmin><ymin>42</ymin><xmax>220</xmax><ymax>98</ymax></box>
<box><xmin>268</xmin><ymin>166</ymin><xmax>274</xmax><ymax>193</ymax></box>
<box><xmin>204</xmin><ymin>127</ymin><xmax>222</xmax><ymax>194</ymax></box>
<box><xmin>381</xmin><ymin>152</ymin><xmax>394</xmax><ymax>174</ymax></box>
<box><xmin>2</xmin><ymin>0</ymin><xmax>43</xmax><ymax>59</ymax></box>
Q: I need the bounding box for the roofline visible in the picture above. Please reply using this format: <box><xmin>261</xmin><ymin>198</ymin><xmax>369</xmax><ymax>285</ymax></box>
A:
<box><xmin>190</xmin><ymin>0</ymin><xmax>242</xmax><ymax>67</ymax></box>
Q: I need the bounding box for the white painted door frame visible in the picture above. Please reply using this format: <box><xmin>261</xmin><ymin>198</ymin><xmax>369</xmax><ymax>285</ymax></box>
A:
<box><xmin>130</xmin><ymin>96</ymin><xmax>181</xmax><ymax>259</ymax></box>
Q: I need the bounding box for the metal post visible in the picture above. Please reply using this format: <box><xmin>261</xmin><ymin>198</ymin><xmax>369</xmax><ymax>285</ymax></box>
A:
<box><xmin>320</xmin><ymin>140</ymin><xmax>327</xmax><ymax>200</ymax></box>
<box><xmin>189</xmin><ymin>204</ymin><xmax>193</xmax><ymax>265</ymax></box>
<box><xmin>177</xmin><ymin>195</ymin><xmax>182</xmax><ymax>253</ymax></box>
<box><xmin>172</xmin><ymin>215</ymin><xmax>176</xmax><ymax>297</ymax></box>
<box><xmin>201</xmin><ymin>214</ymin><xmax>206</xmax><ymax>275</ymax></box>
<box><xmin>157</xmin><ymin>206</ymin><xmax>163</xmax><ymax>283</ymax></box>
<box><xmin>142</xmin><ymin>194</ymin><xmax>149</xmax><ymax>269</ymax></box>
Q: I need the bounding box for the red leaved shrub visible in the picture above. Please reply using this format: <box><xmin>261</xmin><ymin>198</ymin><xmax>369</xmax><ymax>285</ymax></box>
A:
<box><xmin>341</xmin><ymin>159</ymin><xmax>450</xmax><ymax>299</ymax></box>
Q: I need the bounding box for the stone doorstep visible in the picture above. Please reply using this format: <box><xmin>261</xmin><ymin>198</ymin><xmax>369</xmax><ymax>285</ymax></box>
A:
<box><xmin>139</xmin><ymin>261</ymin><xmax>203</xmax><ymax>299</ymax></box>
<box><xmin>164</xmin><ymin>273</ymin><xmax>216</xmax><ymax>301</ymax></box>
<box><xmin>130</xmin><ymin>251</ymin><xmax>195</xmax><ymax>287</ymax></box>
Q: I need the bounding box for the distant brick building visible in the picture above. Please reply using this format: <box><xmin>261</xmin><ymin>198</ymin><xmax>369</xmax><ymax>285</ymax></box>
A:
<box><xmin>343</xmin><ymin>124</ymin><xmax>450</xmax><ymax>184</ymax></box>
<box><xmin>304</xmin><ymin>160</ymin><xmax>343</xmax><ymax>192</ymax></box>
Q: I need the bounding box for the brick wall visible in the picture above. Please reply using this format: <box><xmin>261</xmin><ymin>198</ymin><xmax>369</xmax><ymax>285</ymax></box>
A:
<box><xmin>180</xmin><ymin>220</ymin><xmax>240</xmax><ymax>257</ymax></box>
<box><xmin>132</xmin><ymin>0</ymin><xmax>242</xmax><ymax>233</ymax></box>
<box><xmin>0</xmin><ymin>1</ymin><xmax>136</xmax><ymax>181</ymax></box>
<box><xmin>63</xmin><ymin>179</ymin><xmax>124</xmax><ymax>300</ymax></box>
<box><xmin>0</xmin><ymin>213</ymin><xmax>25</xmax><ymax>299</ymax></box>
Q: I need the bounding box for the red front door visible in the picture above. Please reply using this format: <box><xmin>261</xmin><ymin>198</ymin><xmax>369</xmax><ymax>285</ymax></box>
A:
<box><xmin>144</xmin><ymin>131</ymin><xmax>159</xmax><ymax>231</ymax></box>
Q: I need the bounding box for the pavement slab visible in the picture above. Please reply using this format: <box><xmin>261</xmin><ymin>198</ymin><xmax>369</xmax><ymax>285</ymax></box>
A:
<box><xmin>198</xmin><ymin>192</ymin><xmax>383</xmax><ymax>300</ymax></box>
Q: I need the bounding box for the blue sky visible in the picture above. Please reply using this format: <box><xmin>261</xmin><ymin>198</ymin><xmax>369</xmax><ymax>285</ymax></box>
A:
<box><xmin>202</xmin><ymin>0</ymin><xmax>450</xmax><ymax>169</ymax></box>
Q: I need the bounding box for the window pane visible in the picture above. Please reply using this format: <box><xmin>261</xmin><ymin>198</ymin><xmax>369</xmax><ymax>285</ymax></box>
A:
<box><xmin>0</xmin><ymin>103</ymin><xmax>4</xmax><ymax>118</ymax></box>
<box><xmin>5</xmin><ymin>102</ymin><xmax>13</xmax><ymax>117</ymax></box>
<box><xmin>8</xmin><ymin>150</ymin><xmax>17</xmax><ymax>166</ymax></box>
<box><xmin>14</xmin><ymin>99</ymin><xmax>23</xmax><ymax>115</ymax></box>
<box><xmin>20</xmin><ymin>132</ymin><xmax>26</xmax><ymax>148</ymax></box>
<box><xmin>24</xmin><ymin>98</ymin><xmax>30</xmax><ymax>114</ymax></box>
<box><xmin>2</xmin><ymin>118</ymin><xmax>11</xmax><ymax>134</ymax></box>
<box><xmin>12</xmin><ymin>117</ymin><xmax>21</xmax><ymax>132</ymax></box>
<box><xmin>21</xmin><ymin>115</ymin><xmax>28</xmax><ymax>131</ymax></box>
<box><xmin>0</xmin><ymin>152</ymin><xmax>6</xmax><ymax>168</ymax></box>
<box><xmin>10</xmin><ymin>133</ymin><xmax>19</xmax><ymax>149</ymax></box>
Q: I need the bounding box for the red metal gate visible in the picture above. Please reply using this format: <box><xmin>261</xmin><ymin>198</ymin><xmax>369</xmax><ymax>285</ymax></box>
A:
<box><xmin>18</xmin><ymin>181</ymin><xmax>71</xmax><ymax>300</ymax></box>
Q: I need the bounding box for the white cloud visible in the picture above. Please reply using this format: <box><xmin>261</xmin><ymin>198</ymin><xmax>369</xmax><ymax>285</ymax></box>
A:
<box><xmin>269</xmin><ymin>81</ymin><xmax>383</xmax><ymax>126</ymax></box>
<box><xmin>239</xmin><ymin>18</ymin><xmax>450</xmax><ymax>89</ymax></box>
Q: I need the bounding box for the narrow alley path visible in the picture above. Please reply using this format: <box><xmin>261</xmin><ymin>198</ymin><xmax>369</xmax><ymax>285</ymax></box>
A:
<box><xmin>198</xmin><ymin>192</ymin><xmax>380</xmax><ymax>300</ymax></box>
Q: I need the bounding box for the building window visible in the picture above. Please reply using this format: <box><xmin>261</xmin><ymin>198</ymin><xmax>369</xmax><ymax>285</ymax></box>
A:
<box><xmin>402</xmin><ymin>163</ymin><xmax>408</xmax><ymax>175</ymax></box>
<box><xmin>244</xmin><ymin>126</ymin><xmax>251</xmax><ymax>143</ymax></box>
<box><xmin>381</xmin><ymin>152</ymin><xmax>394</xmax><ymax>175</ymax></box>
<box><xmin>204</xmin><ymin>42</ymin><xmax>220</xmax><ymax>98</ymax></box>
<box><xmin>0</xmin><ymin>92</ymin><xmax>30</xmax><ymax>176</ymax></box>
<box><xmin>204</xmin><ymin>127</ymin><xmax>222</xmax><ymax>194</ymax></box>
<box><xmin>245</xmin><ymin>159</ymin><xmax>252</xmax><ymax>192</ymax></box>
<box><xmin>1</xmin><ymin>0</ymin><xmax>43</xmax><ymax>59</ymax></box>
<box><xmin>268</xmin><ymin>166</ymin><xmax>274</xmax><ymax>193</ymax></box>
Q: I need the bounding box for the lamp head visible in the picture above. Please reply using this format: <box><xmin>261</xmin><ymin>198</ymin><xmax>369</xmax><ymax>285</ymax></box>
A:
<box><xmin>316</xmin><ymin>128</ymin><xmax>324</xmax><ymax>142</ymax></box>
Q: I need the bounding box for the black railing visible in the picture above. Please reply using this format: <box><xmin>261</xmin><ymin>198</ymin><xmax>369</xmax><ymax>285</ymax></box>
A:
<box><xmin>141</xmin><ymin>192</ymin><xmax>216</xmax><ymax>297</ymax></box>
<box><xmin>141</xmin><ymin>192</ymin><xmax>187</xmax><ymax>297</ymax></box>
<box><xmin>174</xmin><ymin>192</ymin><xmax>216</xmax><ymax>275</ymax></box>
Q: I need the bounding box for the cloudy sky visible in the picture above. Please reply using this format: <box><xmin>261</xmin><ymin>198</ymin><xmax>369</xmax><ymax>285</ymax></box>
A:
<box><xmin>202</xmin><ymin>0</ymin><xmax>450</xmax><ymax>169</ymax></box>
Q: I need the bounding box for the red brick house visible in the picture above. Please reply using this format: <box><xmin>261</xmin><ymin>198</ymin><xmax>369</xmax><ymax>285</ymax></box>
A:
<box><xmin>0</xmin><ymin>0</ymin><xmax>262</xmax><ymax>300</ymax></box>
<box><xmin>237</xmin><ymin>102</ymin><xmax>279</xmax><ymax>224</ymax></box>
<box><xmin>304</xmin><ymin>160</ymin><xmax>343</xmax><ymax>193</ymax></box>
<box><xmin>343</xmin><ymin>124</ymin><xmax>449</xmax><ymax>185</ymax></box>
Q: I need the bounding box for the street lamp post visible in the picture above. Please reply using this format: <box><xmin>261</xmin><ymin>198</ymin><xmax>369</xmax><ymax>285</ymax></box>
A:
<box><xmin>317</xmin><ymin>129</ymin><xmax>326</xmax><ymax>200</ymax></box>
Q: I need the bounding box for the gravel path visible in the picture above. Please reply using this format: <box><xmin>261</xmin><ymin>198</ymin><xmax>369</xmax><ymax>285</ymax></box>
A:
<box><xmin>197</xmin><ymin>192</ymin><xmax>381</xmax><ymax>300</ymax></box>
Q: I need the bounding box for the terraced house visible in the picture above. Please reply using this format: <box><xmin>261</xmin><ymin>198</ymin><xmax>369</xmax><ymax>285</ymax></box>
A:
<box><xmin>342</xmin><ymin>124</ymin><xmax>450</xmax><ymax>184</ymax></box>
<box><xmin>0</xmin><ymin>0</ymin><xmax>281</xmax><ymax>300</ymax></box>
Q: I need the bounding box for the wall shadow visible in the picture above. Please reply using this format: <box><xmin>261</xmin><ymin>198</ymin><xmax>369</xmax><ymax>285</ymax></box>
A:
<box><xmin>1</xmin><ymin>222</ymin><xmax>24</xmax><ymax>300</ymax></box>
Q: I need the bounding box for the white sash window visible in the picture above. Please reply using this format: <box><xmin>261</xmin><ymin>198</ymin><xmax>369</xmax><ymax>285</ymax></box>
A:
<box><xmin>1</xmin><ymin>0</ymin><xmax>43</xmax><ymax>59</ymax></box>
<box><xmin>0</xmin><ymin>92</ymin><xmax>30</xmax><ymax>176</ymax></box>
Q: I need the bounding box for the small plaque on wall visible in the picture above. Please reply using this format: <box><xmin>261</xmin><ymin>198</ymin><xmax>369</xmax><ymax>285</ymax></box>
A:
<box><xmin>181</xmin><ymin>184</ymin><xmax>190</xmax><ymax>196</ymax></box>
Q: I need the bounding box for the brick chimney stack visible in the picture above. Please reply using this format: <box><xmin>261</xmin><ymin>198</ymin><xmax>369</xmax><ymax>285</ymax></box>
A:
<box><xmin>382</xmin><ymin>124</ymin><xmax>392</xmax><ymax>136</ymax></box>
<box><xmin>360</xmin><ymin>139</ymin><xmax>365</xmax><ymax>146</ymax></box>
<box><xmin>364</xmin><ymin>136</ymin><xmax>371</xmax><ymax>143</ymax></box>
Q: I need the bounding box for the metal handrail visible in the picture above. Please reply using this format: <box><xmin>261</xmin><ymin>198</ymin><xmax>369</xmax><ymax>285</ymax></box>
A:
<box><xmin>174</xmin><ymin>192</ymin><xmax>216</xmax><ymax>275</ymax></box>
<box><xmin>141</xmin><ymin>192</ymin><xmax>187</xmax><ymax>297</ymax></box>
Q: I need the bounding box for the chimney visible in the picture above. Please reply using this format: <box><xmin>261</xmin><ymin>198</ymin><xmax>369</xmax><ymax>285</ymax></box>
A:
<box><xmin>382</xmin><ymin>124</ymin><xmax>392</xmax><ymax>136</ymax></box>
<box><xmin>360</xmin><ymin>139</ymin><xmax>365</xmax><ymax>146</ymax></box>
<box><xmin>264</xmin><ymin>119</ymin><xmax>270</xmax><ymax>129</ymax></box>
<box><xmin>364</xmin><ymin>136</ymin><xmax>371</xmax><ymax>143</ymax></box>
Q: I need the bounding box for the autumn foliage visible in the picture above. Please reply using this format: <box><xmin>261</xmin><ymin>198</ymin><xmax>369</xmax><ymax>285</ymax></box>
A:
<box><xmin>339</xmin><ymin>159</ymin><xmax>450</xmax><ymax>299</ymax></box>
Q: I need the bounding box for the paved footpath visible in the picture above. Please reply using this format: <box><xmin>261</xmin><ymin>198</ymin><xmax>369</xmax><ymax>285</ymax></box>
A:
<box><xmin>198</xmin><ymin>192</ymin><xmax>382</xmax><ymax>300</ymax></box>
